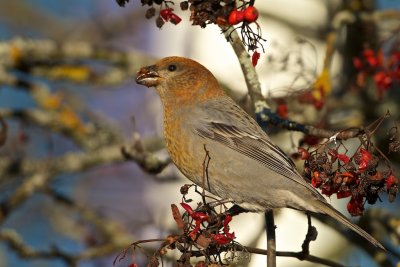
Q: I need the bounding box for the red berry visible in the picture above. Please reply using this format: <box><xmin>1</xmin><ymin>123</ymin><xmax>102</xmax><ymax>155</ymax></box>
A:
<box><xmin>180</xmin><ymin>202</ymin><xmax>194</xmax><ymax>215</ymax></box>
<box><xmin>363</xmin><ymin>49</ymin><xmax>375</xmax><ymax>59</ymax></box>
<box><xmin>386</xmin><ymin>174</ymin><xmax>398</xmax><ymax>188</ymax></box>
<box><xmin>160</xmin><ymin>8</ymin><xmax>172</xmax><ymax>21</ymax></box>
<box><xmin>311</xmin><ymin>171</ymin><xmax>322</xmax><ymax>188</ymax></box>
<box><xmin>328</xmin><ymin>148</ymin><xmax>338</xmax><ymax>162</ymax></box>
<box><xmin>352</xmin><ymin>57</ymin><xmax>363</xmax><ymax>70</ymax></box>
<box><xmin>298</xmin><ymin>147</ymin><xmax>310</xmax><ymax>160</ymax></box>
<box><xmin>169</xmin><ymin>13</ymin><xmax>182</xmax><ymax>24</ymax></box>
<box><xmin>337</xmin><ymin>191</ymin><xmax>352</xmax><ymax>199</ymax></box>
<box><xmin>313</xmin><ymin>99</ymin><xmax>324</xmax><ymax>110</ymax></box>
<box><xmin>228</xmin><ymin>10</ymin><xmax>244</xmax><ymax>25</ymax></box>
<box><xmin>337</xmin><ymin>154</ymin><xmax>350</xmax><ymax>164</ymax></box>
<box><xmin>210</xmin><ymin>233</ymin><xmax>234</xmax><ymax>245</ymax></box>
<box><xmin>191</xmin><ymin>211</ymin><xmax>208</xmax><ymax>221</ymax></box>
<box><xmin>321</xmin><ymin>184</ymin><xmax>336</xmax><ymax>197</ymax></box>
<box><xmin>244</xmin><ymin>6</ymin><xmax>259</xmax><ymax>22</ymax></box>
<box><xmin>366</xmin><ymin>55</ymin><xmax>378</xmax><ymax>67</ymax></box>
<box><xmin>277</xmin><ymin>103</ymin><xmax>288</xmax><ymax>118</ymax></box>
<box><xmin>374</xmin><ymin>71</ymin><xmax>392</xmax><ymax>91</ymax></box>
<box><xmin>251</xmin><ymin>50</ymin><xmax>260</xmax><ymax>67</ymax></box>
<box><xmin>347</xmin><ymin>196</ymin><xmax>364</xmax><ymax>216</ymax></box>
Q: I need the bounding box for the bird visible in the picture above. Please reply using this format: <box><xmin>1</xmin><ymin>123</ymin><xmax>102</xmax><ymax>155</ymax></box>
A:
<box><xmin>135</xmin><ymin>56</ymin><xmax>384</xmax><ymax>250</ymax></box>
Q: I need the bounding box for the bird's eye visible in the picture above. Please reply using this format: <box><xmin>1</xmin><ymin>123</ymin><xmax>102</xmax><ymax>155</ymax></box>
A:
<box><xmin>168</xmin><ymin>64</ymin><xmax>177</xmax><ymax>72</ymax></box>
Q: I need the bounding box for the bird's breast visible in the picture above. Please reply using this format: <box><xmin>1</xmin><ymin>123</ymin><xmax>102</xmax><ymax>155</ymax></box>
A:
<box><xmin>163</xmin><ymin>111</ymin><xmax>201</xmax><ymax>182</ymax></box>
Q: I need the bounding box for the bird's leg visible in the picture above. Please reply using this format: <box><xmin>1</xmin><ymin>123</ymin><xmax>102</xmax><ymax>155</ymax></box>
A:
<box><xmin>300</xmin><ymin>212</ymin><xmax>318</xmax><ymax>258</ymax></box>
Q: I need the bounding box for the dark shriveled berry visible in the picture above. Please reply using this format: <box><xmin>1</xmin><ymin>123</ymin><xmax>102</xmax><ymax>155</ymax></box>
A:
<box><xmin>141</xmin><ymin>0</ymin><xmax>153</xmax><ymax>5</ymax></box>
<box><xmin>116</xmin><ymin>0</ymin><xmax>129</xmax><ymax>7</ymax></box>
<box><xmin>180</xmin><ymin>1</ymin><xmax>189</xmax><ymax>10</ymax></box>
<box><xmin>145</xmin><ymin>7</ymin><xmax>156</xmax><ymax>18</ymax></box>
<box><xmin>156</xmin><ymin>16</ymin><xmax>165</xmax><ymax>28</ymax></box>
<box><xmin>389</xmin><ymin>140</ymin><xmax>400</xmax><ymax>152</ymax></box>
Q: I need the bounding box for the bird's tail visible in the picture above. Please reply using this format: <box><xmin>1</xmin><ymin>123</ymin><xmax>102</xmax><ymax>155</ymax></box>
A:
<box><xmin>312</xmin><ymin>200</ymin><xmax>385</xmax><ymax>250</ymax></box>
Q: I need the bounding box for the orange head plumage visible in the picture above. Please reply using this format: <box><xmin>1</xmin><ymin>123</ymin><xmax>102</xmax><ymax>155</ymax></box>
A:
<box><xmin>136</xmin><ymin>56</ymin><xmax>225</xmax><ymax>107</ymax></box>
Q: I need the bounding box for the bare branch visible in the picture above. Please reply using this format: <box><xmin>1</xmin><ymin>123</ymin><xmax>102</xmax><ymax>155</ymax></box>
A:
<box><xmin>0</xmin><ymin>115</ymin><xmax>7</xmax><ymax>147</ymax></box>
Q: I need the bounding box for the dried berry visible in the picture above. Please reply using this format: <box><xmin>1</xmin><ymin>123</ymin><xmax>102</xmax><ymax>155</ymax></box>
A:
<box><xmin>337</xmin><ymin>190</ymin><xmax>352</xmax><ymax>199</ymax></box>
<box><xmin>328</xmin><ymin>148</ymin><xmax>338</xmax><ymax>162</ymax></box>
<box><xmin>141</xmin><ymin>0</ymin><xmax>153</xmax><ymax>6</ymax></box>
<box><xmin>366</xmin><ymin>190</ymin><xmax>379</xmax><ymax>204</ymax></box>
<box><xmin>321</xmin><ymin>183</ymin><xmax>336</xmax><ymax>197</ymax></box>
<box><xmin>316</xmin><ymin>153</ymin><xmax>328</xmax><ymax>165</ymax></box>
<box><xmin>180</xmin><ymin>184</ymin><xmax>190</xmax><ymax>195</ymax></box>
<box><xmin>156</xmin><ymin>16</ymin><xmax>165</xmax><ymax>28</ymax></box>
<box><xmin>388</xmin><ymin>185</ymin><xmax>398</xmax><ymax>202</ymax></box>
<box><xmin>146</xmin><ymin>7</ymin><xmax>156</xmax><ymax>18</ymax></box>
<box><xmin>298</xmin><ymin>147</ymin><xmax>310</xmax><ymax>160</ymax></box>
<box><xmin>353</xmin><ymin>57</ymin><xmax>363</xmax><ymax>70</ymax></box>
<box><xmin>180</xmin><ymin>1</ymin><xmax>189</xmax><ymax>10</ymax></box>
<box><xmin>347</xmin><ymin>196</ymin><xmax>364</xmax><ymax>216</ymax></box>
<box><xmin>195</xmin><ymin>261</ymin><xmax>207</xmax><ymax>267</ymax></box>
<box><xmin>389</xmin><ymin>140</ymin><xmax>400</xmax><ymax>153</ymax></box>
<box><xmin>116</xmin><ymin>0</ymin><xmax>129</xmax><ymax>7</ymax></box>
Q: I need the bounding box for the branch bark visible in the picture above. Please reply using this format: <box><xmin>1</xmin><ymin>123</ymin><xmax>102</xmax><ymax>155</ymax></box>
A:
<box><xmin>265</xmin><ymin>210</ymin><xmax>276</xmax><ymax>267</ymax></box>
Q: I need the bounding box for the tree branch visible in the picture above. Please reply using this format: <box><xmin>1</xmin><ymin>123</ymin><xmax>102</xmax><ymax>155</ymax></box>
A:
<box><xmin>265</xmin><ymin>210</ymin><xmax>276</xmax><ymax>267</ymax></box>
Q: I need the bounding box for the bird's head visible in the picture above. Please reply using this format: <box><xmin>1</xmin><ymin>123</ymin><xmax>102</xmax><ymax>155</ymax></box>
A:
<box><xmin>136</xmin><ymin>56</ymin><xmax>224</xmax><ymax>105</ymax></box>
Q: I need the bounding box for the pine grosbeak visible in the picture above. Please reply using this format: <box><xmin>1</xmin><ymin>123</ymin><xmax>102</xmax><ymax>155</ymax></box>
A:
<box><xmin>136</xmin><ymin>56</ymin><xmax>384</xmax><ymax>249</ymax></box>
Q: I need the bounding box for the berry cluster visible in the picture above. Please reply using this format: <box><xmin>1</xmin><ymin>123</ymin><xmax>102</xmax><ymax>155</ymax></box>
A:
<box><xmin>275</xmin><ymin>98</ymin><xmax>289</xmax><ymax>119</ymax></box>
<box><xmin>132</xmin><ymin>0</ymin><xmax>184</xmax><ymax>28</ymax></box>
<box><xmin>114</xmin><ymin>184</ymin><xmax>248</xmax><ymax>267</ymax></box>
<box><xmin>300</xmin><ymin>140</ymin><xmax>398</xmax><ymax>216</ymax></box>
<box><xmin>297</xmin><ymin>87</ymin><xmax>326</xmax><ymax>110</ymax></box>
<box><xmin>186</xmin><ymin>0</ymin><xmax>236</xmax><ymax>28</ymax></box>
<box><xmin>224</xmin><ymin>2</ymin><xmax>265</xmax><ymax>66</ymax></box>
<box><xmin>180</xmin><ymin>201</ymin><xmax>235</xmax><ymax>246</ymax></box>
<box><xmin>353</xmin><ymin>47</ymin><xmax>400</xmax><ymax>97</ymax></box>
<box><xmin>178</xmin><ymin>184</ymin><xmax>237</xmax><ymax>249</ymax></box>
<box><xmin>228</xmin><ymin>6</ymin><xmax>258</xmax><ymax>25</ymax></box>
<box><xmin>116</xmin><ymin>0</ymin><xmax>266</xmax><ymax>66</ymax></box>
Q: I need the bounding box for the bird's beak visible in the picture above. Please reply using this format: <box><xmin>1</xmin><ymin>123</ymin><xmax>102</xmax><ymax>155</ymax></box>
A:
<box><xmin>136</xmin><ymin>65</ymin><xmax>160</xmax><ymax>87</ymax></box>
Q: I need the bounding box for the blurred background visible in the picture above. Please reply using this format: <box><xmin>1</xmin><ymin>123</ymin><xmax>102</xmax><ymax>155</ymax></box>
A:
<box><xmin>0</xmin><ymin>0</ymin><xmax>399</xmax><ymax>266</ymax></box>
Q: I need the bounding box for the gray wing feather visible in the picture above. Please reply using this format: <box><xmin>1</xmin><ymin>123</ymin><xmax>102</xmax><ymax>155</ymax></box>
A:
<box><xmin>196</xmin><ymin>122</ymin><xmax>302</xmax><ymax>186</ymax></box>
<box><xmin>191</xmin><ymin>97</ymin><xmax>324</xmax><ymax>201</ymax></box>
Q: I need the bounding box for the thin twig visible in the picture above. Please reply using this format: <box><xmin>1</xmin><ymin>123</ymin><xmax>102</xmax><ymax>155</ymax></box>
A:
<box><xmin>265</xmin><ymin>210</ymin><xmax>276</xmax><ymax>267</ymax></box>
<box><xmin>301</xmin><ymin>213</ymin><xmax>318</xmax><ymax>256</ymax></box>
<box><xmin>0</xmin><ymin>115</ymin><xmax>7</xmax><ymax>147</ymax></box>
<box><xmin>202</xmin><ymin>144</ymin><xmax>211</xmax><ymax>193</ymax></box>
<box><xmin>184</xmin><ymin>243</ymin><xmax>347</xmax><ymax>267</ymax></box>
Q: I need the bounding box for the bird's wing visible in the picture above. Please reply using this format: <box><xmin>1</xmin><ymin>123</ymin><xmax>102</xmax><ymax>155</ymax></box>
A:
<box><xmin>191</xmin><ymin>98</ymin><xmax>323</xmax><ymax>199</ymax></box>
<box><xmin>195</xmin><ymin>121</ymin><xmax>297</xmax><ymax>178</ymax></box>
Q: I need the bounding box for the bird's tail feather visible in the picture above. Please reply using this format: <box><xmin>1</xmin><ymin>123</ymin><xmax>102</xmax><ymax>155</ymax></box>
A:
<box><xmin>313</xmin><ymin>201</ymin><xmax>385</xmax><ymax>250</ymax></box>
